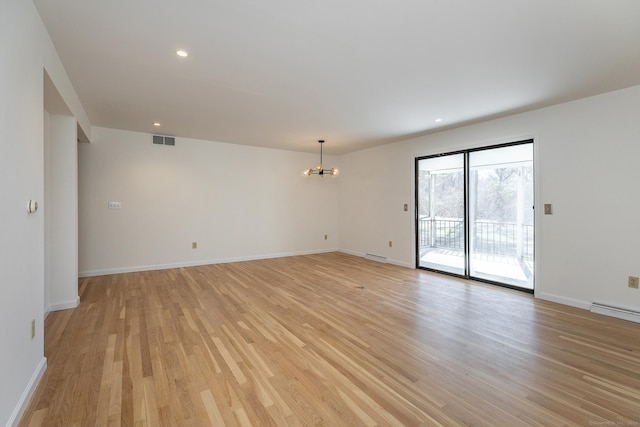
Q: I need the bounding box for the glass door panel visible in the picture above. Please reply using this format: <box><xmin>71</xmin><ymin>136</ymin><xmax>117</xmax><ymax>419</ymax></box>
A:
<box><xmin>416</xmin><ymin>154</ymin><xmax>465</xmax><ymax>275</ymax></box>
<box><xmin>469</xmin><ymin>144</ymin><xmax>534</xmax><ymax>289</ymax></box>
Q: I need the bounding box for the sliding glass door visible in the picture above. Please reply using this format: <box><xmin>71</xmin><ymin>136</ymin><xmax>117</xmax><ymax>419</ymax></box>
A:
<box><xmin>416</xmin><ymin>153</ymin><xmax>465</xmax><ymax>275</ymax></box>
<box><xmin>469</xmin><ymin>144</ymin><xmax>534</xmax><ymax>289</ymax></box>
<box><xmin>416</xmin><ymin>141</ymin><xmax>534</xmax><ymax>291</ymax></box>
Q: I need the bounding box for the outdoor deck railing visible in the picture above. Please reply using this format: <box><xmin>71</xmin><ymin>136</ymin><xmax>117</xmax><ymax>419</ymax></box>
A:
<box><xmin>418</xmin><ymin>217</ymin><xmax>533</xmax><ymax>259</ymax></box>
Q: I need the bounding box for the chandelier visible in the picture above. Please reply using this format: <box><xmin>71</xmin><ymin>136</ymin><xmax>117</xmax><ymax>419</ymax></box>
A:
<box><xmin>303</xmin><ymin>140</ymin><xmax>339</xmax><ymax>177</ymax></box>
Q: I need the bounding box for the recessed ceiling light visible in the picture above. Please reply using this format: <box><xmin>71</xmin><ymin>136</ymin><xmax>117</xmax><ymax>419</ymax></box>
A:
<box><xmin>153</xmin><ymin>122</ymin><xmax>161</xmax><ymax>127</ymax></box>
<box><xmin>435</xmin><ymin>118</ymin><xmax>443</xmax><ymax>123</ymax></box>
<box><xmin>176</xmin><ymin>50</ymin><xmax>188</xmax><ymax>58</ymax></box>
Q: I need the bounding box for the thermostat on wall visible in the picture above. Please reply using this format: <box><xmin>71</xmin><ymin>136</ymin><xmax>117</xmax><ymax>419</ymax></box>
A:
<box><xmin>27</xmin><ymin>199</ymin><xmax>38</xmax><ymax>214</ymax></box>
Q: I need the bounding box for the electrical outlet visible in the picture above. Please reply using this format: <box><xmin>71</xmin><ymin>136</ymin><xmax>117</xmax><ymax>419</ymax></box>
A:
<box><xmin>388</xmin><ymin>241</ymin><xmax>393</xmax><ymax>248</ymax></box>
<box><xmin>108</xmin><ymin>201</ymin><xmax>121</xmax><ymax>210</ymax></box>
<box><xmin>629</xmin><ymin>276</ymin><xmax>639</xmax><ymax>289</ymax></box>
<box><xmin>324</xmin><ymin>234</ymin><xmax>328</xmax><ymax>240</ymax></box>
<box><xmin>31</xmin><ymin>319</ymin><xmax>35</xmax><ymax>340</ymax></box>
<box><xmin>192</xmin><ymin>242</ymin><xmax>197</xmax><ymax>249</ymax></box>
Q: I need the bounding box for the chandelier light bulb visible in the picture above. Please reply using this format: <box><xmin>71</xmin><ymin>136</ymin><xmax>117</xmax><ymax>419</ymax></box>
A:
<box><xmin>303</xmin><ymin>140</ymin><xmax>338</xmax><ymax>178</ymax></box>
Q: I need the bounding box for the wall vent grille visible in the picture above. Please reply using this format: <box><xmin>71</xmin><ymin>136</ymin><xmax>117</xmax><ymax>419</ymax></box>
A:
<box><xmin>590</xmin><ymin>302</ymin><xmax>640</xmax><ymax>324</ymax></box>
<box><xmin>152</xmin><ymin>135</ymin><xmax>176</xmax><ymax>146</ymax></box>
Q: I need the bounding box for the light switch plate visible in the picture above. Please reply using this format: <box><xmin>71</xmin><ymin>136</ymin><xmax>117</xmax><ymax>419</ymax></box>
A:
<box><xmin>544</xmin><ymin>204</ymin><xmax>552</xmax><ymax>215</ymax></box>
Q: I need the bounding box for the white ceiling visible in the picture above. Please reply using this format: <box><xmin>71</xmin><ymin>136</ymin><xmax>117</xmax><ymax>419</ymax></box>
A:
<box><xmin>35</xmin><ymin>0</ymin><xmax>640</xmax><ymax>154</ymax></box>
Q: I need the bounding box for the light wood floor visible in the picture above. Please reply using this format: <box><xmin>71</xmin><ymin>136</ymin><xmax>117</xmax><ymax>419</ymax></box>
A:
<box><xmin>19</xmin><ymin>252</ymin><xmax>640</xmax><ymax>426</ymax></box>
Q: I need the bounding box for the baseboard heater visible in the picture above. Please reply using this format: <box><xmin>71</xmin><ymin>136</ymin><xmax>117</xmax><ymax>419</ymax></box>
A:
<box><xmin>365</xmin><ymin>253</ymin><xmax>387</xmax><ymax>263</ymax></box>
<box><xmin>590</xmin><ymin>302</ymin><xmax>640</xmax><ymax>324</ymax></box>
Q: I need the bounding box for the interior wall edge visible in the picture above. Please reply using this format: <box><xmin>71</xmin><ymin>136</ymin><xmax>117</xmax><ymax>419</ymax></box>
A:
<box><xmin>48</xmin><ymin>296</ymin><xmax>80</xmax><ymax>313</ymax></box>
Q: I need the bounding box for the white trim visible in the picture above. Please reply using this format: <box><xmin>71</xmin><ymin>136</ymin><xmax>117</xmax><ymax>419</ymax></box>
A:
<box><xmin>48</xmin><ymin>296</ymin><xmax>80</xmax><ymax>312</ymax></box>
<box><xmin>6</xmin><ymin>357</ymin><xmax>47</xmax><ymax>427</ymax></box>
<box><xmin>337</xmin><ymin>248</ymin><xmax>363</xmax><ymax>258</ymax></box>
<box><xmin>78</xmin><ymin>249</ymin><xmax>337</xmax><ymax>277</ymax></box>
<box><xmin>387</xmin><ymin>258</ymin><xmax>413</xmax><ymax>269</ymax></box>
<box><xmin>336</xmin><ymin>250</ymin><xmax>413</xmax><ymax>269</ymax></box>
<box><xmin>537</xmin><ymin>292</ymin><xmax>591</xmax><ymax>310</ymax></box>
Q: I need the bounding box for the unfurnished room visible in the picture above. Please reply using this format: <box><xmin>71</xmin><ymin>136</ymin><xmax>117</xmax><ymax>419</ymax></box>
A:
<box><xmin>2</xmin><ymin>1</ymin><xmax>640</xmax><ymax>426</ymax></box>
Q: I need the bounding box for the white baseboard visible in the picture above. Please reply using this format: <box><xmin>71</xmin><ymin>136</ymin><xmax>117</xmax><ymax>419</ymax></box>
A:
<box><xmin>48</xmin><ymin>295</ymin><xmax>80</xmax><ymax>312</ymax></box>
<box><xmin>537</xmin><ymin>292</ymin><xmax>591</xmax><ymax>310</ymax></box>
<box><xmin>6</xmin><ymin>357</ymin><xmax>47</xmax><ymax>427</ymax></box>
<box><xmin>337</xmin><ymin>248</ymin><xmax>363</xmax><ymax>258</ymax></box>
<box><xmin>78</xmin><ymin>249</ymin><xmax>337</xmax><ymax>278</ymax></box>
<box><xmin>388</xmin><ymin>258</ymin><xmax>414</xmax><ymax>269</ymax></box>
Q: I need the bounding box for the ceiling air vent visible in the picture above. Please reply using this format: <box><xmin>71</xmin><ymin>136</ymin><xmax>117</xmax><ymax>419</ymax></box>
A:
<box><xmin>152</xmin><ymin>135</ymin><xmax>176</xmax><ymax>146</ymax></box>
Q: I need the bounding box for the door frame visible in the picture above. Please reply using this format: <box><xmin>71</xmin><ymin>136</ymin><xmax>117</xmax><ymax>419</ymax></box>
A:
<box><xmin>414</xmin><ymin>139</ymin><xmax>535</xmax><ymax>293</ymax></box>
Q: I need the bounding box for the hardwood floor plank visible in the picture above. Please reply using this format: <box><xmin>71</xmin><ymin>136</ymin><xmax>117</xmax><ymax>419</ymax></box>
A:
<box><xmin>26</xmin><ymin>409</ymin><xmax>48</xmax><ymax>427</ymax></box>
<box><xmin>200</xmin><ymin>389</ymin><xmax>225</xmax><ymax>426</ymax></box>
<box><xmin>212</xmin><ymin>335</ymin><xmax>248</xmax><ymax>385</ymax></box>
<box><xmin>18</xmin><ymin>252</ymin><xmax>640</xmax><ymax>426</ymax></box>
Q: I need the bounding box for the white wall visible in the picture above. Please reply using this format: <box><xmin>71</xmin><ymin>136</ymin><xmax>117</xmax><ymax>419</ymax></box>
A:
<box><xmin>0</xmin><ymin>1</ymin><xmax>88</xmax><ymax>425</ymax></box>
<box><xmin>47</xmin><ymin>115</ymin><xmax>79</xmax><ymax>311</ymax></box>
<box><xmin>338</xmin><ymin>143</ymin><xmax>416</xmax><ymax>267</ymax></box>
<box><xmin>43</xmin><ymin>111</ymin><xmax>51</xmax><ymax>315</ymax></box>
<box><xmin>339</xmin><ymin>85</ymin><xmax>640</xmax><ymax>311</ymax></box>
<box><xmin>78</xmin><ymin>127</ymin><xmax>339</xmax><ymax>276</ymax></box>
